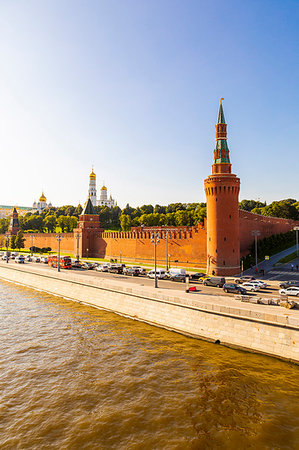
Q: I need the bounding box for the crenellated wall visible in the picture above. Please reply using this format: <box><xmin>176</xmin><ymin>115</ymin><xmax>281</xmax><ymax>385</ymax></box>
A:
<box><xmin>0</xmin><ymin>211</ymin><xmax>297</xmax><ymax>268</ymax></box>
<box><xmin>96</xmin><ymin>224</ymin><xmax>207</xmax><ymax>267</ymax></box>
<box><xmin>239</xmin><ymin>210</ymin><xmax>299</xmax><ymax>257</ymax></box>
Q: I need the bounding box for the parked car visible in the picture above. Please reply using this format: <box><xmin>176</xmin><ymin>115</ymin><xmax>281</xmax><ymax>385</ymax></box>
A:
<box><xmin>15</xmin><ymin>256</ymin><xmax>25</xmax><ymax>264</ymax></box>
<box><xmin>2</xmin><ymin>255</ymin><xmax>9</xmax><ymax>261</ymax></box>
<box><xmin>147</xmin><ymin>269</ymin><xmax>166</xmax><ymax>279</ymax></box>
<box><xmin>81</xmin><ymin>262</ymin><xmax>94</xmax><ymax>270</ymax></box>
<box><xmin>241</xmin><ymin>282</ymin><xmax>260</xmax><ymax>292</ymax></box>
<box><xmin>190</xmin><ymin>272</ymin><xmax>206</xmax><ymax>281</ymax></box>
<box><xmin>167</xmin><ymin>268</ymin><xmax>186</xmax><ymax>278</ymax></box>
<box><xmin>250</xmin><ymin>280</ymin><xmax>268</xmax><ymax>289</ymax></box>
<box><xmin>72</xmin><ymin>261</ymin><xmax>82</xmax><ymax>269</ymax></box>
<box><xmin>168</xmin><ymin>273</ymin><xmax>186</xmax><ymax>282</ymax></box>
<box><xmin>123</xmin><ymin>267</ymin><xmax>140</xmax><ymax>276</ymax></box>
<box><xmin>203</xmin><ymin>277</ymin><xmax>226</xmax><ymax>288</ymax></box>
<box><xmin>40</xmin><ymin>257</ymin><xmax>48</xmax><ymax>264</ymax></box>
<box><xmin>279</xmin><ymin>281</ymin><xmax>299</xmax><ymax>289</ymax></box>
<box><xmin>32</xmin><ymin>256</ymin><xmax>40</xmax><ymax>263</ymax></box>
<box><xmin>235</xmin><ymin>276</ymin><xmax>256</xmax><ymax>284</ymax></box>
<box><xmin>131</xmin><ymin>266</ymin><xmax>147</xmax><ymax>276</ymax></box>
<box><xmin>108</xmin><ymin>264</ymin><xmax>124</xmax><ymax>274</ymax></box>
<box><xmin>96</xmin><ymin>264</ymin><xmax>111</xmax><ymax>272</ymax></box>
<box><xmin>279</xmin><ymin>287</ymin><xmax>299</xmax><ymax>297</ymax></box>
<box><xmin>223</xmin><ymin>283</ymin><xmax>247</xmax><ymax>294</ymax></box>
<box><xmin>26</xmin><ymin>255</ymin><xmax>32</xmax><ymax>262</ymax></box>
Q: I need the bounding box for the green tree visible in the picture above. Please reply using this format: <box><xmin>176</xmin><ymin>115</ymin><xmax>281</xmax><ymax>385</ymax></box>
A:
<box><xmin>44</xmin><ymin>215</ymin><xmax>57</xmax><ymax>233</ymax></box>
<box><xmin>15</xmin><ymin>231</ymin><xmax>25</xmax><ymax>250</ymax></box>
<box><xmin>10</xmin><ymin>235</ymin><xmax>16</xmax><ymax>249</ymax></box>
<box><xmin>120</xmin><ymin>214</ymin><xmax>132</xmax><ymax>231</ymax></box>
<box><xmin>0</xmin><ymin>218</ymin><xmax>9</xmax><ymax>234</ymax></box>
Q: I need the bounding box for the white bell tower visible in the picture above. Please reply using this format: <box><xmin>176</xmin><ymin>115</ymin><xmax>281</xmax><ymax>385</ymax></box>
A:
<box><xmin>88</xmin><ymin>168</ymin><xmax>97</xmax><ymax>207</ymax></box>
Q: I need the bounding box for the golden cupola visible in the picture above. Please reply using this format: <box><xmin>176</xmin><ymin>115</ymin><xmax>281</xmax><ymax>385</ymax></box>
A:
<box><xmin>39</xmin><ymin>192</ymin><xmax>47</xmax><ymax>202</ymax></box>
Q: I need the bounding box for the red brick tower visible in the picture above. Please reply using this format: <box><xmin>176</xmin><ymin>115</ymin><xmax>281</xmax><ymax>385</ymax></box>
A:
<box><xmin>8</xmin><ymin>207</ymin><xmax>20</xmax><ymax>236</ymax></box>
<box><xmin>204</xmin><ymin>100</ymin><xmax>240</xmax><ymax>276</ymax></box>
<box><xmin>74</xmin><ymin>198</ymin><xmax>103</xmax><ymax>258</ymax></box>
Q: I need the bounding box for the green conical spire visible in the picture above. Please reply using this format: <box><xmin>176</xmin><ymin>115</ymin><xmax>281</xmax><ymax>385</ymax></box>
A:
<box><xmin>217</xmin><ymin>98</ymin><xmax>226</xmax><ymax>124</ymax></box>
<box><xmin>83</xmin><ymin>197</ymin><xmax>95</xmax><ymax>215</ymax></box>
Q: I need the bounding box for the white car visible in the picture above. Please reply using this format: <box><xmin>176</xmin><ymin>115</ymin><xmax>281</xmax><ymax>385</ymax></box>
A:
<box><xmin>15</xmin><ymin>256</ymin><xmax>25</xmax><ymax>263</ymax></box>
<box><xmin>250</xmin><ymin>280</ymin><xmax>268</xmax><ymax>289</ymax></box>
<box><xmin>2</xmin><ymin>254</ymin><xmax>9</xmax><ymax>260</ymax></box>
<box><xmin>241</xmin><ymin>282</ymin><xmax>261</xmax><ymax>292</ymax></box>
<box><xmin>279</xmin><ymin>287</ymin><xmax>299</xmax><ymax>297</ymax></box>
<box><xmin>147</xmin><ymin>269</ymin><xmax>166</xmax><ymax>279</ymax></box>
<box><xmin>96</xmin><ymin>264</ymin><xmax>110</xmax><ymax>272</ymax></box>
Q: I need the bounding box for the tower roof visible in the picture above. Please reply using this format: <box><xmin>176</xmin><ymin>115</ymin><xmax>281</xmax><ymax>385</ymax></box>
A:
<box><xmin>39</xmin><ymin>192</ymin><xmax>47</xmax><ymax>202</ymax></box>
<box><xmin>101</xmin><ymin>185</ymin><xmax>107</xmax><ymax>191</ymax></box>
<box><xmin>83</xmin><ymin>197</ymin><xmax>95</xmax><ymax>215</ymax></box>
<box><xmin>13</xmin><ymin>207</ymin><xmax>17</xmax><ymax>214</ymax></box>
<box><xmin>89</xmin><ymin>169</ymin><xmax>96</xmax><ymax>179</ymax></box>
<box><xmin>217</xmin><ymin>98</ymin><xmax>226</xmax><ymax>124</ymax></box>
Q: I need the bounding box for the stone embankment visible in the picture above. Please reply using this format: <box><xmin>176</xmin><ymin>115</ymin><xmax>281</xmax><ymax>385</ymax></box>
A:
<box><xmin>0</xmin><ymin>263</ymin><xmax>298</xmax><ymax>363</ymax></box>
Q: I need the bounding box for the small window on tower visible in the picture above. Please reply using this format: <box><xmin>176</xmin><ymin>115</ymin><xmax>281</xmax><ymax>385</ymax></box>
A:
<box><xmin>224</xmin><ymin>237</ymin><xmax>226</xmax><ymax>241</ymax></box>
<box><xmin>229</xmin><ymin>214</ymin><xmax>231</xmax><ymax>219</ymax></box>
<box><xmin>223</xmin><ymin>261</ymin><xmax>226</xmax><ymax>265</ymax></box>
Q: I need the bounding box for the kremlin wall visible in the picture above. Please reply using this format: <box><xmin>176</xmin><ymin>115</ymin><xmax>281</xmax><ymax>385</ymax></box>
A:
<box><xmin>3</xmin><ymin>101</ymin><xmax>299</xmax><ymax>274</ymax></box>
<box><xmin>5</xmin><ymin>210</ymin><xmax>296</xmax><ymax>272</ymax></box>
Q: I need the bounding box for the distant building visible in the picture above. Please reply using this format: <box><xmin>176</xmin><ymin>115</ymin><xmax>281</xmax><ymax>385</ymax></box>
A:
<box><xmin>32</xmin><ymin>192</ymin><xmax>52</xmax><ymax>213</ymax></box>
<box><xmin>0</xmin><ymin>205</ymin><xmax>31</xmax><ymax>219</ymax></box>
<box><xmin>87</xmin><ymin>168</ymin><xmax>116</xmax><ymax>208</ymax></box>
<box><xmin>97</xmin><ymin>185</ymin><xmax>115</xmax><ymax>208</ymax></box>
<box><xmin>88</xmin><ymin>169</ymin><xmax>97</xmax><ymax>207</ymax></box>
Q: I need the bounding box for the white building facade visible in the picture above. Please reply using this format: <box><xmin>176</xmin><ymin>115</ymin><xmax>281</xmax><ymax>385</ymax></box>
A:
<box><xmin>87</xmin><ymin>168</ymin><xmax>116</xmax><ymax>208</ymax></box>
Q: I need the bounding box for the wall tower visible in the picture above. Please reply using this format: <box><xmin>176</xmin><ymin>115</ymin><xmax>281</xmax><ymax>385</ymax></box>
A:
<box><xmin>88</xmin><ymin>169</ymin><xmax>97</xmax><ymax>207</ymax></box>
<box><xmin>204</xmin><ymin>99</ymin><xmax>240</xmax><ymax>276</ymax></box>
<box><xmin>74</xmin><ymin>197</ymin><xmax>103</xmax><ymax>258</ymax></box>
<box><xmin>8</xmin><ymin>207</ymin><xmax>20</xmax><ymax>236</ymax></box>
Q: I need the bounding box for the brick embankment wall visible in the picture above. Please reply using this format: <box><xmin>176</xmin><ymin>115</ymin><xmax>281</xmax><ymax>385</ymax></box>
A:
<box><xmin>239</xmin><ymin>210</ymin><xmax>299</xmax><ymax>257</ymax></box>
<box><xmin>0</xmin><ymin>263</ymin><xmax>298</xmax><ymax>363</ymax></box>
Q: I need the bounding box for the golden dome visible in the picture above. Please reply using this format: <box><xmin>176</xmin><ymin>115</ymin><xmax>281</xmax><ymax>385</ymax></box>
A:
<box><xmin>39</xmin><ymin>192</ymin><xmax>47</xmax><ymax>202</ymax></box>
<box><xmin>101</xmin><ymin>185</ymin><xmax>107</xmax><ymax>191</ymax></box>
<box><xmin>89</xmin><ymin>169</ymin><xmax>96</xmax><ymax>179</ymax></box>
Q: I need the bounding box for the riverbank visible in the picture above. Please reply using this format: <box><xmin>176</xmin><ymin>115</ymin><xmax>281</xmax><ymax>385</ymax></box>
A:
<box><xmin>0</xmin><ymin>262</ymin><xmax>298</xmax><ymax>363</ymax></box>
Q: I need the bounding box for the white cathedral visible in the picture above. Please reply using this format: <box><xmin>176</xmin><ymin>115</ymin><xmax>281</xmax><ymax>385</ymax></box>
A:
<box><xmin>88</xmin><ymin>169</ymin><xmax>116</xmax><ymax>208</ymax></box>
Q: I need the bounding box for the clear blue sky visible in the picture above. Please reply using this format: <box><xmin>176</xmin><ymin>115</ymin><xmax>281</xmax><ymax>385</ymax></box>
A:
<box><xmin>0</xmin><ymin>0</ymin><xmax>298</xmax><ymax>208</ymax></box>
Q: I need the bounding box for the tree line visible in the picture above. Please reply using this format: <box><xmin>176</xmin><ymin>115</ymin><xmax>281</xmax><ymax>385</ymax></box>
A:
<box><xmin>0</xmin><ymin>198</ymin><xmax>297</xmax><ymax>234</ymax></box>
<box><xmin>242</xmin><ymin>230</ymin><xmax>296</xmax><ymax>270</ymax></box>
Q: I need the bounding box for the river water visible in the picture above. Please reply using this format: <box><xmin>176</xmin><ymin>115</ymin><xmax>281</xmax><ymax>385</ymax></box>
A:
<box><xmin>0</xmin><ymin>280</ymin><xmax>298</xmax><ymax>449</ymax></box>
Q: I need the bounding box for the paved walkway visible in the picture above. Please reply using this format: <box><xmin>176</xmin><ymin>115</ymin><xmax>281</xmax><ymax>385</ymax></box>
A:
<box><xmin>244</xmin><ymin>245</ymin><xmax>299</xmax><ymax>280</ymax></box>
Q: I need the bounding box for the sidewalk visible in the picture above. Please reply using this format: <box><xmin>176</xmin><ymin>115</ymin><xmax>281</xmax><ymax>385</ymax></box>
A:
<box><xmin>244</xmin><ymin>245</ymin><xmax>299</xmax><ymax>279</ymax></box>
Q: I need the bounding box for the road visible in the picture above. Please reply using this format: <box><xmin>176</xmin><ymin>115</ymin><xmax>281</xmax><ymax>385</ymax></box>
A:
<box><xmin>18</xmin><ymin>261</ymin><xmax>288</xmax><ymax>299</ymax></box>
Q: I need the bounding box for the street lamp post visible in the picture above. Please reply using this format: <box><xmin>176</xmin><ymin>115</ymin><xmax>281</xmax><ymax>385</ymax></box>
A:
<box><xmin>75</xmin><ymin>232</ymin><xmax>80</xmax><ymax>262</ymax></box>
<box><xmin>30</xmin><ymin>235</ymin><xmax>34</xmax><ymax>256</ymax></box>
<box><xmin>5</xmin><ymin>234</ymin><xmax>9</xmax><ymax>264</ymax></box>
<box><xmin>56</xmin><ymin>233</ymin><xmax>63</xmax><ymax>272</ymax></box>
<box><xmin>165</xmin><ymin>231</ymin><xmax>172</xmax><ymax>271</ymax></box>
<box><xmin>252</xmin><ymin>230</ymin><xmax>261</xmax><ymax>272</ymax></box>
<box><xmin>294</xmin><ymin>227</ymin><xmax>299</xmax><ymax>257</ymax></box>
<box><xmin>151</xmin><ymin>231</ymin><xmax>160</xmax><ymax>288</ymax></box>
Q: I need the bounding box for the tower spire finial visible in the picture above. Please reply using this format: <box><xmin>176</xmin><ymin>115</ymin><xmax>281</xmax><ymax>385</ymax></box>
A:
<box><xmin>217</xmin><ymin>98</ymin><xmax>226</xmax><ymax>124</ymax></box>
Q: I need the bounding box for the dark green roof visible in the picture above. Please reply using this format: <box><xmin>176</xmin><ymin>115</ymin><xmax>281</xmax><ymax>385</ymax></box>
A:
<box><xmin>83</xmin><ymin>198</ymin><xmax>95</xmax><ymax>215</ymax></box>
<box><xmin>217</xmin><ymin>102</ymin><xmax>226</xmax><ymax>124</ymax></box>
<box><xmin>214</xmin><ymin>139</ymin><xmax>230</xmax><ymax>164</ymax></box>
